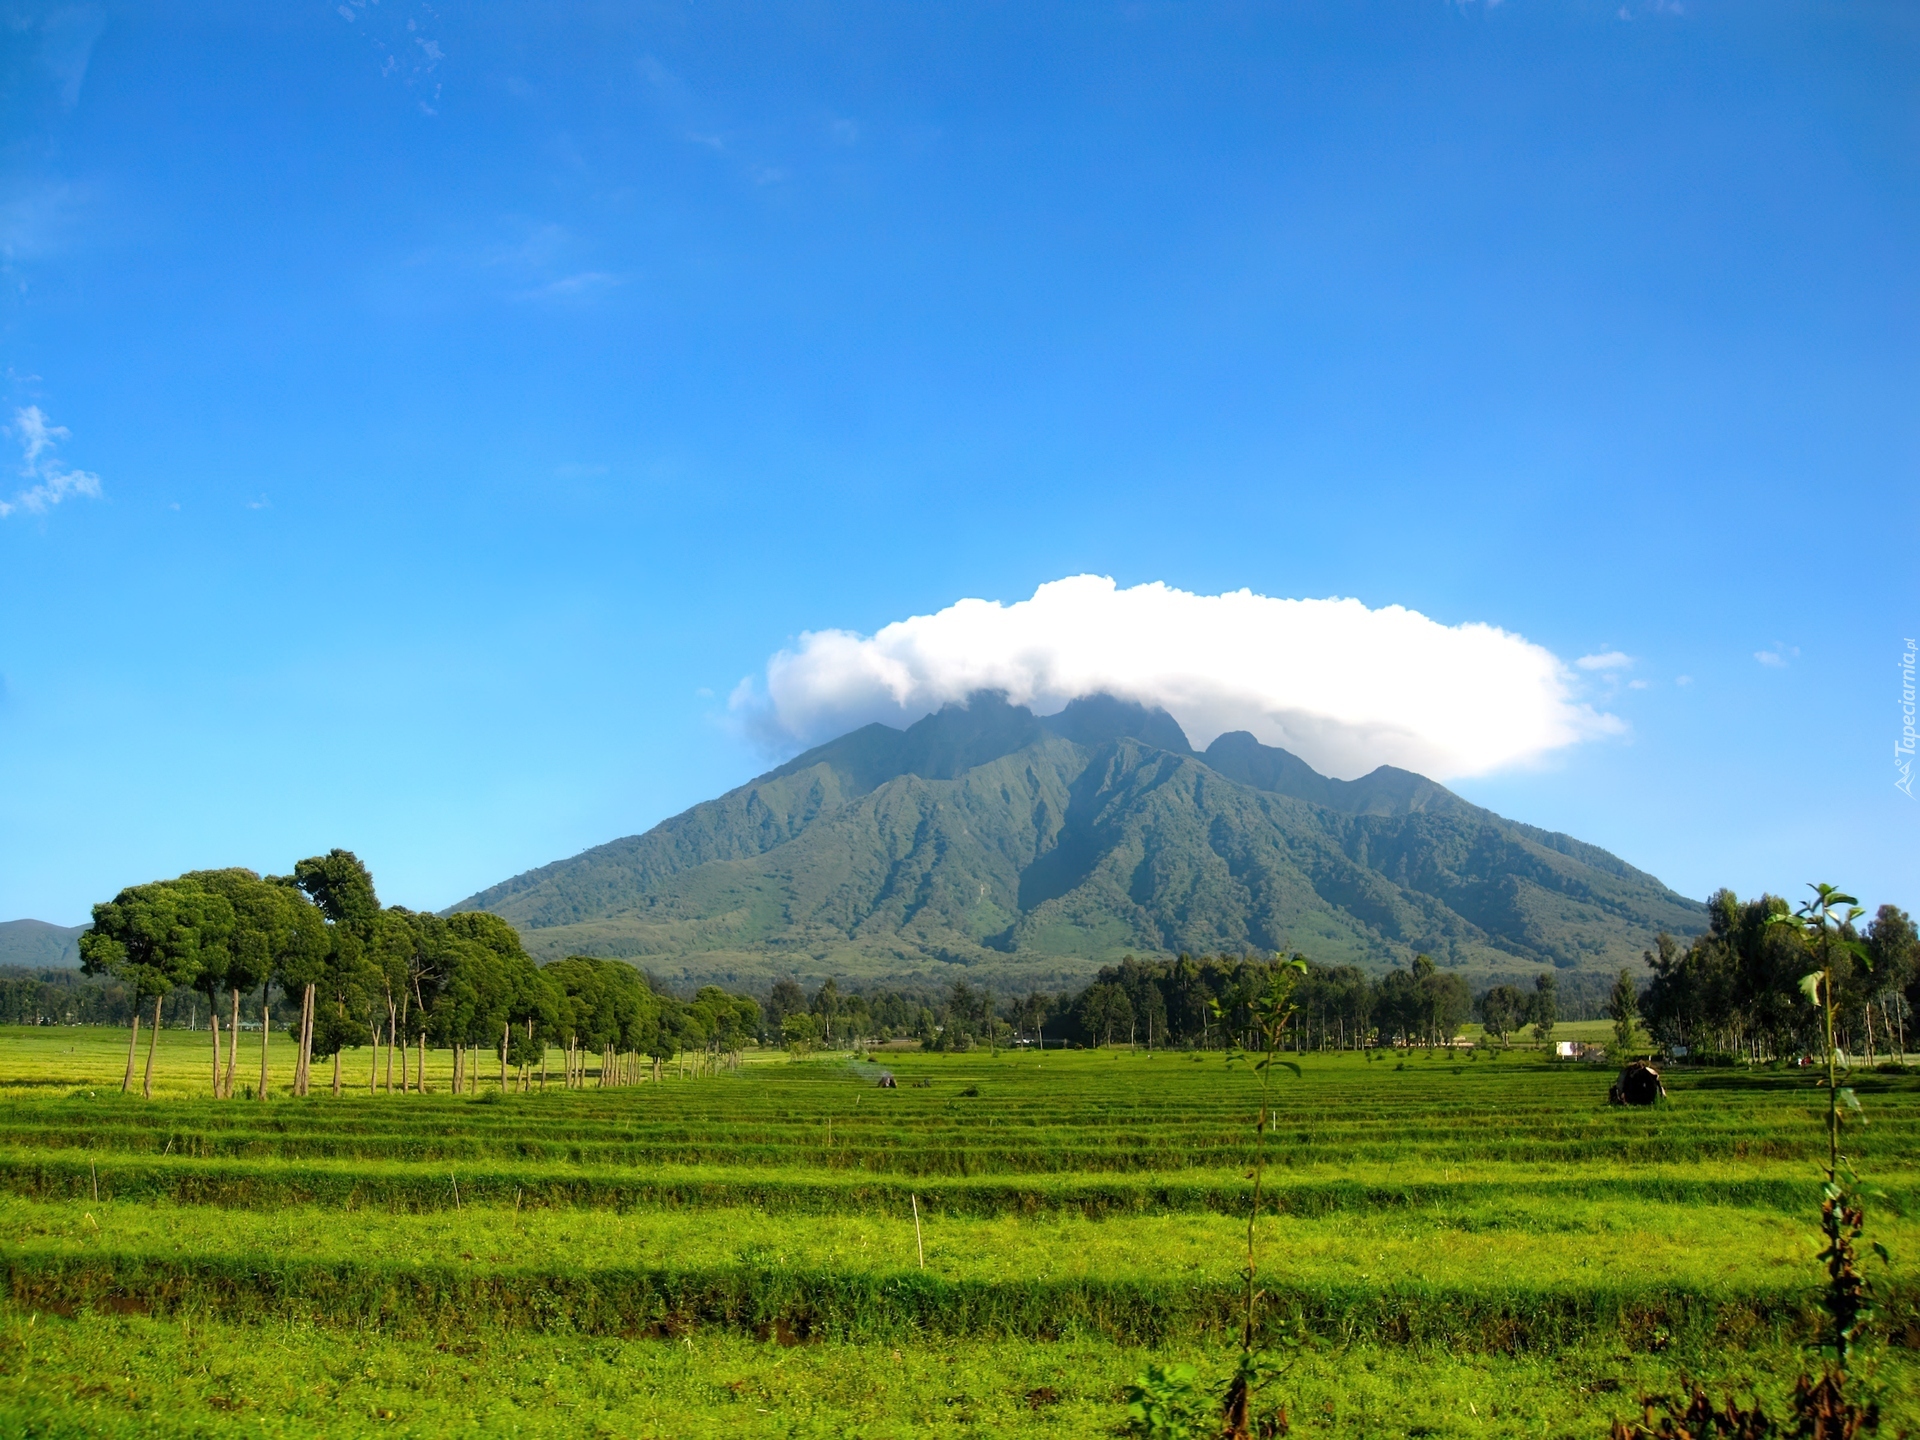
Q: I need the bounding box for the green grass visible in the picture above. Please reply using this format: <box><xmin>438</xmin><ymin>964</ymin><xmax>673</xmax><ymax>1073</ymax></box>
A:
<box><xmin>6</xmin><ymin>1307</ymin><xmax>1907</xmax><ymax>1440</ymax></box>
<box><xmin>0</xmin><ymin>1026</ymin><xmax>1915</xmax><ymax>1435</ymax></box>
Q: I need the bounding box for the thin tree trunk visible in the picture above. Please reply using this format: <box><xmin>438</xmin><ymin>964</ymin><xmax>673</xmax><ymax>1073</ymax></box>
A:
<box><xmin>332</xmin><ymin>1049</ymin><xmax>341</xmax><ymax>1098</ymax></box>
<box><xmin>292</xmin><ymin>987</ymin><xmax>304</xmax><ymax>1095</ymax></box>
<box><xmin>225</xmin><ymin>989</ymin><xmax>241</xmax><ymax>1098</ymax></box>
<box><xmin>300</xmin><ymin>983</ymin><xmax>316</xmax><ymax>1097</ymax></box>
<box><xmin>384</xmin><ymin>1004</ymin><xmax>395</xmax><ymax>1094</ymax></box>
<box><xmin>259</xmin><ymin>999</ymin><xmax>271</xmax><ymax>1100</ymax></box>
<box><xmin>501</xmin><ymin>1021</ymin><xmax>509</xmax><ymax>1091</ymax></box>
<box><xmin>369</xmin><ymin>1020</ymin><xmax>380</xmax><ymax>1096</ymax></box>
<box><xmin>398</xmin><ymin>995</ymin><xmax>410</xmax><ymax>1093</ymax></box>
<box><xmin>143</xmin><ymin>995</ymin><xmax>162</xmax><ymax>1099</ymax></box>
<box><xmin>417</xmin><ymin>1032</ymin><xmax>426</xmax><ymax>1094</ymax></box>
<box><xmin>209</xmin><ymin>998</ymin><xmax>223</xmax><ymax>1097</ymax></box>
<box><xmin>122</xmin><ymin>1010</ymin><xmax>140</xmax><ymax>1093</ymax></box>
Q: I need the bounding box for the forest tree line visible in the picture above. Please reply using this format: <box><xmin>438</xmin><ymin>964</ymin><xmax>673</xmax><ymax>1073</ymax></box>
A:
<box><xmin>757</xmin><ymin>953</ymin><xmax>1545</xmax><ymax>1052</ymax></box>
<box><xmin>759</xmin><ymin>888</ymin><xmax>1920</xmax><ymax>1059</ymax></box>
<box><xmin>73</xmin><ymin>851</ymin><xmax>760</xmax><ymax>1098</ymax></box>
<box><xmin>1636</xmin><ymin>889</ymin><xmax>1916</xmax><ymax>1063</ymax></box>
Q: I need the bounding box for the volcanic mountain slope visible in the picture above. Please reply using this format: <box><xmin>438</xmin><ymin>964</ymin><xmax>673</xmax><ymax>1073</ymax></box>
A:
<box><xmin>453</xmin><ymin>694</ymin><xmax>1704</xmax><ymax>989</ymax></box>
<box><xmin>0</xmin><ymin>920</ymin><xmax>84</xmax><ymax>970</ymax></box>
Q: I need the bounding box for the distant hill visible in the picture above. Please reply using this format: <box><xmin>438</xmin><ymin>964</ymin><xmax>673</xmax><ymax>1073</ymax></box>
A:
<box><xmin>0</xmin><ymin>920</ymin><xmax>85</xmax><ymax>970</ymax></box>
<box><xmin>453</xmin><ymin>693</ymin><xmax>1705</xmax><ymax>990</ymax></box>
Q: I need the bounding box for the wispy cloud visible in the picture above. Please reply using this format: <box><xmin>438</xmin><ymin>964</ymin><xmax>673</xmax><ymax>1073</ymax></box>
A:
<box><xmin>36</xmin><ymin>5</ymin><xmax>107</xmax><ymax>111</ymax></box>
<box><xmin>1</xmin><ymin>406</ymin><xmax>104</xmax><ymax>519</ymax></box>
<box><xmin>334</xmin><ymin>0</ymin><xmax>446</xmax><ymax>116</ymax></box>
<box><xmin>639</xmin><ymin>54</ymin><xmax>790</xmax><ymax>187</ymax></box>
<box><xmin>432</xmin><ymin>223</ymin><xmax>625</xmax><ymax>305</ymax></box>
<box><xmin>1755</xmin><ymin>646</ymin><xmax>1796</xmax><ymax>668</ymax></box>
<box><xmin>1575</xmin><ymin>651</ymin><xmax>1633</xmax><ymax>672</ymax></box>
<box><xmin>520</xmin><ymin>270</ymin><xmax>622</xmax><ymax>301</ymax></box>
<box><xmin>0</xmin><ymin>182</ymin><xmax>94</xmax><ymax>265</ymax></box>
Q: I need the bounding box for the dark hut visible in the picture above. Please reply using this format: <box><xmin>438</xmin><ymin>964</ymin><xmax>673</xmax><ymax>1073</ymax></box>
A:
<box><xmin>1608</xmin><ymin>1061</ymin><xmax>1666</xmax><ymax>1106</ymax></box>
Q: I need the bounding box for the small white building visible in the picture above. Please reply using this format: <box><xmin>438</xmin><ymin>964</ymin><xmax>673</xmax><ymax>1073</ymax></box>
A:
<box><xmin>1555</xmin><ymin>1040</ymin><xmax>1604</xmax><ymax>1060</ymax></box>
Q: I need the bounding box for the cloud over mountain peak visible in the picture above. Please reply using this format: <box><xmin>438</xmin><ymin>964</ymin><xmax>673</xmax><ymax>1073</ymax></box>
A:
<box><xmin>732</xmin><ymin>576</ymin><xmax>1621</xmax><ymax>781</ymax></box>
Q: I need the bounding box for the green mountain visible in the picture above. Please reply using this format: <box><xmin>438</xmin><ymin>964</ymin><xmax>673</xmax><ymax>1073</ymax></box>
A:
<box><xmin>453</xmin><ymin>694</ymin><xmax>1704</xmax><ymax>990</ymax></box>
<box><xmin>0</xmin><ymin>919</ymin><xmax>85</xmax><ymax>970</ymax></box>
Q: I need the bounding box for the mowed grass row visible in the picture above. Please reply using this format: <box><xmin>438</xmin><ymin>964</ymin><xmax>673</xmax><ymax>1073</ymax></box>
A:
<box><xmin>7</xmin><ymin>1196</ymin><xmax>1915</xmax><ymax>1351</ymax></box>
<box><xmin>0</xmin><ymin>1121</ymin><xmax>1887</xmax><ymax>1172</ymax></box>
<box><xmin>11</xmin><ymin>1309</ymin><xmax>1911</xmax><ymax>1440</ymax></box>
<box><xmin>1</xmin><ymin>1149</ymin><xmax>1913</xmax><ymax>1220</ymax></box>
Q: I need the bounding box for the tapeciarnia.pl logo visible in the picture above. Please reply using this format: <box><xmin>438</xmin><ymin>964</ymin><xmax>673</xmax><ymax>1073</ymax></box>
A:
<box><xmin>1899</xmin><ymin>638</ymin><xmax>1916</xmax><ymax>798</ymax></box>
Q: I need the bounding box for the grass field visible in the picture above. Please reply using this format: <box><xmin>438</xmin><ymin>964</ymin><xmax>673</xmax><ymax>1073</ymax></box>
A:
<box><xmin>0</xmin><ymin>1025</ymin><xmax>1914</xmax><ymax>1437</ymax></box>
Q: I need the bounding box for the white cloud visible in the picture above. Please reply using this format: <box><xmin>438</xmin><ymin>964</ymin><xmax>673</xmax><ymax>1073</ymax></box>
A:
<box><xmin>1575</xmin><ymin>651</ymin><xmax>1633</xmax><ymax>671</ymax></box>
<box><xmin>732</xmin><ymin>575</ymin><xmax>1623</xmax><ymax>781</ymax></box>
<box><xmin>1</xmin><ymin>406</ymin><xmax>103</xmax><ymax>519</ymax></box>
<box><xmin>1755</xmin><ymin>646</ymin><xmax>1797</xmax><ymax>668</ymax></box>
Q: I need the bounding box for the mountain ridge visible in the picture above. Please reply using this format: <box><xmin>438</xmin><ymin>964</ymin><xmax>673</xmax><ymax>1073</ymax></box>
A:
<box><xmin>453</xmin><ymin>693</ymin><xmax>1703</xmax><ymax>988</ymax></box>
<box><xmin>0</xmin><ymin>919</ymin><xmax>85</xmax><ymax>970</ymax></box>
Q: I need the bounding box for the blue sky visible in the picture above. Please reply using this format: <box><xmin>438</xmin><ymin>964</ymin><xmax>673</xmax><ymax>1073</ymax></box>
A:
<box><xmin>2</xmin><ymin>0</ymin><xmax>1915</xmax><ymax>927</ymax></box>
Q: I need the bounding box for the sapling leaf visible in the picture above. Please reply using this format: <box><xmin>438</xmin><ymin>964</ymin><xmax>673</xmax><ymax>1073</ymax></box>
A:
<box><xmin>1872</xmin><ymin>1242</ymin><xmax>1892</xmax><ymax>1266</ymax></box>
<box><xmin>1798</xmin><ymin>972</ymin><xmax>1823</xmax><ymax>1005</ymax></box>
